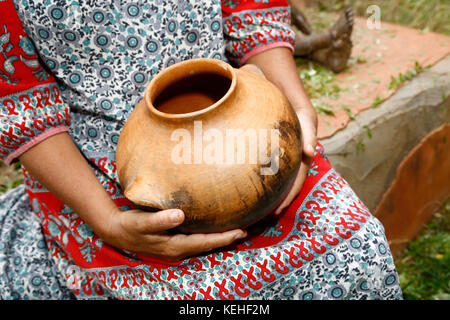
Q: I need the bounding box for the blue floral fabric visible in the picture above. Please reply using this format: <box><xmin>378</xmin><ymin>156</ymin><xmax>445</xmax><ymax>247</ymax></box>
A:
<box><xmin>0</xmin><ymin>185</ymin><xmax>74</xmax><ymax>299</ymax></box>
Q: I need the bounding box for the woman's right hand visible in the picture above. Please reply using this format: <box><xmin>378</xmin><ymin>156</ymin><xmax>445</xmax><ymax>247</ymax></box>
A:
<box><xmin>18</xmin><ymin>133</ymin><xmax>247</xmax><ymax>263</ymax></box>
<box><xmin>101</xmin><ymin>208</ymin><xmax>247</xmax><ymax>262</ymax></box>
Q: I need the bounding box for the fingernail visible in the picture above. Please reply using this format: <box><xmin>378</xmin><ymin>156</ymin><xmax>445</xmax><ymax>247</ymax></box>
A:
<box><xmin>234</xmin><ymin>231</ymin><xmax>247</xmax><ymax>240</ymax></box>
<box><xmin>170</xmin><ymin>209</ymin><xmax>183</xmax><ymax>223</ymax></box>
<box><xmin>275</xmin><ymin>203</ymin><xmax>286</xmax><ymax>215</ymax></box>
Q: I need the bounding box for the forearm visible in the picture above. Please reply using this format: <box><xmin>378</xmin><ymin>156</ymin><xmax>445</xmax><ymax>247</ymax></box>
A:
<box><xmin>246</xmin><ymin>47</ymin><xmax>318</xmax><ymax>154</ymax></box>
<box><xmin>246</xmin><ymin>48</ymin><xmax>315</xmax><ymax>115</ymax></box>
<box><xmin>18</xmin><ymin>132</ymin><xmax>117</xmax><ymax>238</ymax></box>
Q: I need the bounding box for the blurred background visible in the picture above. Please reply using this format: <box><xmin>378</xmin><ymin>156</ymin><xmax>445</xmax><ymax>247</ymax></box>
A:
<box><xmin>1</xmin><ymin>0</ymin><xmax>449</xmax><ymax>300</ymax></box>
<box><xmin>290</xmin><ymin>0</ymin><xmax>450</xmax><ymax>300</ymax></box>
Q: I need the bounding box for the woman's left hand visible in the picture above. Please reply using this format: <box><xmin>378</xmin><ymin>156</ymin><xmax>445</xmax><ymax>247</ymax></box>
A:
<box><xmin>274</xmin><ymin>106</ymin><xmax>317</xmax><ymax>215</ymax></box>
<box><xmin>245</xmin><ymin>47</ymin><xmax>318</xmax><ymax>215</ymax></box>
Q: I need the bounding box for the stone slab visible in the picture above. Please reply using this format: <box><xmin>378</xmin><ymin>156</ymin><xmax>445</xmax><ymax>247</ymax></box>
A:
<box><xmin>320</xmin><ymin>53</ymin><xmax>450</xmax><ymax>215</ymax></box>
<box><xmin>315</xmin><ymin>17</ymin><xmax>450</xmax><ymax>139</ymax></box>
<box><xmin>374</xmin><ymin>124</ymin><xmax>450</xmax><ymax>256</ymax></box>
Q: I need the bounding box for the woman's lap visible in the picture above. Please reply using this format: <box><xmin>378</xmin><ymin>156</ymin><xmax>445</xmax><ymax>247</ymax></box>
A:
<box><xmin>0</xmin><ymin>148</ymin><xmax>403</xmax><ymax>300</ymax></box>
<box><xmin>255</xmin><ymin>216</ymin><xmax>402</xmax><ymax>299</ymax></box>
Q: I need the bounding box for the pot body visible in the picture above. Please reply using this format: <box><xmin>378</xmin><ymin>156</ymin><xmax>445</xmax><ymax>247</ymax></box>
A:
<box><xmin>116</xmin><ymin>58</ymin><xmax>302</xmax><ymax>233</ymax></box>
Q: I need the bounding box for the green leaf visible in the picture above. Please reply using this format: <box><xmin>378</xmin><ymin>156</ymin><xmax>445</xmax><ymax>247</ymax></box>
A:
<box><xmin>362</xmin><ymin>125</ymin><xmax>373</xmax><ymax>139</ymax></box>
<box><xmin>341</xmin><ymin>104</ymin><xmax>355</xmax><ymax>120</ymax></box>
<box><xmin>314</xmin><ymin>104</ymin><xmax>335</xmax><ymax>116</ymax></box>
<box><xmin>372</xmin><ymin>96</ymin><xmax>385</xmax><ymax>108</ymax></box>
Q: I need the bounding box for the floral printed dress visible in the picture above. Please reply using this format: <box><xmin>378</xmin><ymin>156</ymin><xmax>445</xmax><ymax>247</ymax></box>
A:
<box><xmin>0</xmin><ymin>0</ymin><xmax>403</xmax><ymax>300</ymax></box>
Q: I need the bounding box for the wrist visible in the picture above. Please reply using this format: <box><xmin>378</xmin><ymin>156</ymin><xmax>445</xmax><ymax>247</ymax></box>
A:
<box><xmin>83</xmin><ymin>197</ymin><xmax>121</xmax><ymax>242</ymax></box>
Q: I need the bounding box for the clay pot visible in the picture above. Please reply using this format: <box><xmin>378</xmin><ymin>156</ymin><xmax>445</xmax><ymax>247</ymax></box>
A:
<box><xmin>116</xmin><ymin>58</ymin><xmax>302</xmax><ymax>234</ymax></box>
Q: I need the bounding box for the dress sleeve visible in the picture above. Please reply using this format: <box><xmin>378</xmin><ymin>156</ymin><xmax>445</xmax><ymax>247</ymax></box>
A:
<box><xmin>0</xmin><ymin>0</ymin><xmax>70</xmax><ymax>165</ymax></box>
<box><xmin>221</xmin><ymin>0</ymin><xmax>296</xmax><ymax>66</ymax></box>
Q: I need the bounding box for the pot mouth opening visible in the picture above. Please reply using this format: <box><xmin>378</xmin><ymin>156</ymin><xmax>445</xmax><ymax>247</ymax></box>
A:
<box><xmin>145</xmin><ymin>58</ymin><xmax>236</xmax><ymax>119</ymax></box>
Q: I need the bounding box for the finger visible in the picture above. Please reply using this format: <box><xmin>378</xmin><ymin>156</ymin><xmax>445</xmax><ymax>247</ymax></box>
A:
<box><xmin>299</xmin><ymin>115</ymin><xmax>317</xmax><ymax>158</ymax></box>
<box><xmin>274</xmin><ymin>157</ymin><xmax>312</xmax><ymax>215</ymax></box>
<box><xmin>126</xmin><ymin>209</ymin><xmax>185</xmax><ymax>234</ymax></box>
<box><xmin>296</xmin><ymin>108</ymin><xmax>317</xmax><ymax>157</ymax></box>
<box><xmin>167</xmin><ymin>229</ymin><xmax>247</xmax><ymax>260</ymax></box>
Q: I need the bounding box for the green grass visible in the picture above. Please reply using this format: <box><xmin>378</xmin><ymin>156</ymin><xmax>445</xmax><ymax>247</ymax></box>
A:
<box><xmin>0</xmin><ymin>161</ymin><xmax>23</xmax><ymax>194</ymax></box>
<box><xmin>295</xmin><ymin>57</ymin><xmax>349</xmax><ymax>117</ymax></box>
<box><xmin>317</xmin><ymin>0</ymin><xmax>450</xmax><ymax>36</ymax></box>
<box><xmin>395</xmin><ymin>198</ymin><xmax>450</xmax><ymax>300</ymax></box>
<box><xmin>388</xmin><ymin>61</ymin><xmax>430</xmax><ymax>91</ymax></box>
<box><xmin>296</xmin><ymin>57</ymin><xmax>344</xmax><ymax>101</ymax></box>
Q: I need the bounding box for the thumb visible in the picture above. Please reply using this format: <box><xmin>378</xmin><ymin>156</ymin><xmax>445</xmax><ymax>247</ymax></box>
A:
<box><xmin>136</xmin><ymin>208</ymin><xmax>185</xmax><ymax>233</ymax></box>
<box><xmin>298</xmin><ymin>113</ymin><xmax>317</xmax><ymax>158</ymax></box>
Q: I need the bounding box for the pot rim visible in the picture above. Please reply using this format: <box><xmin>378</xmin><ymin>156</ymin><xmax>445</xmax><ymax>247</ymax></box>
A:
<box><xmin>144</xmin><ymin>58</ymin><xmax>237</xmax><ymax>119</ymax></box>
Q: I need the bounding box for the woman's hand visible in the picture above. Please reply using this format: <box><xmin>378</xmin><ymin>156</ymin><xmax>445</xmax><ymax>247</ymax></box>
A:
<box><xmin>245</xmin><ymin>47</ymin><xmax>318</xmax><ymax>215</ymax></box>
<box><xmin>274</xmin><ymin>106</ymin><xmax>317</xmax><ymax>214</ymax></box>
<box><xmin>19</xmin><ymin>132</ymin><xmax>247</xmax><ymax>262</ymax></box>
<box><xmin>102</xmin><ymin>208</ymin><xmax>247</xmax><ymax>262</ymax></box>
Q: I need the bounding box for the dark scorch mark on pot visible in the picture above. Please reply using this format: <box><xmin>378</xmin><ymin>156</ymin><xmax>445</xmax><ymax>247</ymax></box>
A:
<box><xmin>166</xmin><ymin>187</ymin><xmax>196</xmax><ymax>211</ymax></box>
<box><xmin>275</xmin><ymin>120</ymin><xmax>302</xmax><ymax>142</ymax></box>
